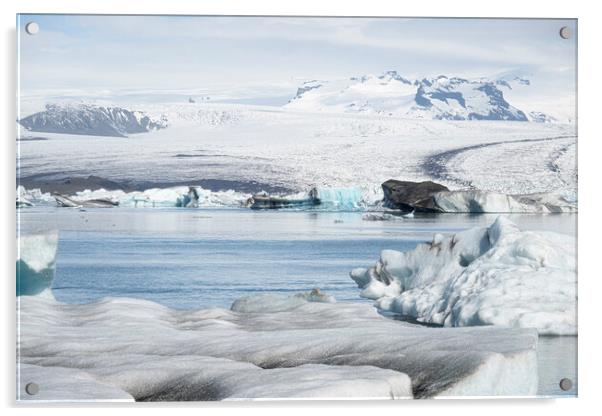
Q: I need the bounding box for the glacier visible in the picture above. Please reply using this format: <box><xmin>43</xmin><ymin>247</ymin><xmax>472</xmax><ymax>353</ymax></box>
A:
<box><xmin>17</xmin><ymin>103</ymin><xmax>577</xmax><ymax>199</ymax></box>
<box><xmin>18</xmin><ymin>289</ymin><xmax>539</xmax><ymax>400</ymax></box>
<box><xmin>17</xmin><ymin>231</ymin><xmax>58</xmax><ymax>296</ymax></box>
<box><xmin>350</xmin><ymin>217</ymin><xmax>576</xmax><ymax>335</ymax></box>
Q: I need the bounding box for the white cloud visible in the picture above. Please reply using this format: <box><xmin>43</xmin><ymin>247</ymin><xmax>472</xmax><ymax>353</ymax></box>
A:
<box><xmin>18</xmin><ymin>15</ymin><xmax>576</xmax><ymax>102</ymax></box>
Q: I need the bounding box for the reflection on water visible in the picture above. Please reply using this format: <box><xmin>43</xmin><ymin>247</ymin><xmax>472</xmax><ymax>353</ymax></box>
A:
<box><xmin>18</xmin><ymin>207</ymin><xmax>577</xmax><ymax>239</ymax></box>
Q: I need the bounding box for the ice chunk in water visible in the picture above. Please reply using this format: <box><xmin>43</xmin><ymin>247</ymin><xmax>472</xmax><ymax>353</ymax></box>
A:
<box><xmin>351</xmin><ymin>216</ymin><xmax>576</xmax><ymax>335</ymax></box>
<box><xmin>17</xmin><ymin>231</ymin><xmax>58</xmax><ymax>296</ymax></box>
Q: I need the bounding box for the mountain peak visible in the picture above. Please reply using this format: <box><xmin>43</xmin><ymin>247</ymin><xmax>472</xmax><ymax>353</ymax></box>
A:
<box><xmin>19</xmin><ymin>103</ymin><xmax>168</xmax><ymax>137</ymax></box>
<box><xmin>378</xmin><ymin>70</ymin><xmax>412</xmax><ymax>84</ymax></box>
<box><xmin>286</xmin><ymin>71</ymin><xmax>544</xmax><ymax>122</ymax></box>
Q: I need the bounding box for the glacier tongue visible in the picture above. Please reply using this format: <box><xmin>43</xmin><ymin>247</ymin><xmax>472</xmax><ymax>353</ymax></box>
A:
<box><xmin>19</xmin><ymin>290</ymin><xmax>538</xmax><ymax>400</ymax></box>
<box><xmin>351</xmin><ymin>216</ymin><xmax>576</xmax><ymax>335</ymax></box>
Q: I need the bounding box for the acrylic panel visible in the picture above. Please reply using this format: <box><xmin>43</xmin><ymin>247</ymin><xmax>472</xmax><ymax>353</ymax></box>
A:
<box><xmin>16</xmin><ymin>15</ymin><xmax>577</xmax><ymax>401</ymax></box>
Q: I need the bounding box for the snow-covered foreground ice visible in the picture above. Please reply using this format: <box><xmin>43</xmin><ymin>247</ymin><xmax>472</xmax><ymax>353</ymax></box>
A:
<box><xmin>18</xmin><ymin>103</ymin><xmax>576</xmax><ymax>198</ymax></box>
<box><xmin>18</xmin><ymin>290</ymin><xmax>539</xmax><ymax>401</ymax></box>
<box><xmin>351</xmin><ymin>217</ymin><xmax>576</xmax><ymax>335</ymax></box>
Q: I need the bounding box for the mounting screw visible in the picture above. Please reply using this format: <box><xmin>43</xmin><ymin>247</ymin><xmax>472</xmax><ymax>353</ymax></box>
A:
<box><xmin>25</xmin><ymin>382</ymin><xmax>39</xmax><ymax>395</ymax></box>
<box><xmin>25</xmin><ymin>22</ymin><xmax>39</xmax><ymax>35</ymax></box>
<box><xmin>559</xmin><ymin>26</ymin><xmax>572</xmax><ymax>40</ymax></box>
<box><xmin>559</xmin><ymin>378</ymin><xmax>573</xmax><ymax>391</ymax></box>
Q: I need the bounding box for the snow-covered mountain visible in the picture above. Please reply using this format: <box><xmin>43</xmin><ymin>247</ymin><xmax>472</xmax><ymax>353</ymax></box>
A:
<box><xmin>527</xmin><ymin>111</ymin><xmax>557</xmax><ymax>123</ymax></box>
<box><xmin>286</xmin><ymin>71</ymin><xmax>543</xmax><ymax>122</ymax></box>
<box><xmin>18</xmin><ymin>104</ymin><xmax>168</xmax><ymax>137</ymax></box>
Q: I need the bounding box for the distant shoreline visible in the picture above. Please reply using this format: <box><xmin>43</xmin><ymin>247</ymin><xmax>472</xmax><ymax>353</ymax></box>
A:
<box><xmin>17</xmin><ymin>174</ymin><xmax>292</xmax><ymax>195</ymax></box>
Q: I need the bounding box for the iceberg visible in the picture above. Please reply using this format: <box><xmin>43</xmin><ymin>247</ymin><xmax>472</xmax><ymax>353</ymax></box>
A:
<box><xmin>247</xmin><ymin>189</ymin><xmax>321</xmax><ymax>210</ymax></box>
<box><xmin>316</xmin><ymin>187</ymin><xmax>365</xmax><ymax>210</ymax></box>
<box><xmin>16</xmin><ymin>186</ymin><xmax>55</xmax><ymax>208</ymax></box>
<box><xmin>66</xmin><ymin>186</ymin><xmax>251</xmax><ymax>208</ymax></box>
<box><xmin>381</xmin><ymin>180</ymin><xmax>577</xmax><ymax>213</ymax></box>
<box><xmin>14</xmin><ymin>183</ymin><xmax>576</xmax><ymax>213</ymax></box>
<box><xmin>432</xmin><ymin>190</ymin><xmax>577</xmax><ymax>213</ymax></box>
<box><xmin>18</xmin><ymin>290</ymin><xmax>538</xmax><ymax>400</ymax></box>
<box><xmin>350</xmin><ymin>217</ymin><xmax>576</xmax><ymax>335</ymax></box>
<box><xmin>53</xmin><ymin>193</ymin><xmax>119</xmax><ymax>208</ymax></box>
<box><xmin>17</xmin><ymin>231</ymin><xmax>58</xmax><ymax>296</ymax></box>
<box><xmin>362</xmin><ymin>212</ymin><xmax>413</xmax><ymax>221</ymax></box>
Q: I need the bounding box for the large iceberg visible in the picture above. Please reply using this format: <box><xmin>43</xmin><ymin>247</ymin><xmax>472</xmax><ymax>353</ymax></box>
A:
<box><xmin>18</xmin><ymin>290</ymin><xmax>538</xmax><ymax>400</ymax></box>
<box><xmin>17</xmin><ymin>231</ymin><xmax>58</xmax><ymax>296</ymax></box>
<box><xmin>351</xmin><ymin>217</ymin><xmax>576</xmax><ymax>335</ymax></box>
<box><xmin>381</xmin><ymin>180</ymin><xmax>577</xmax><ymax>213</ymax></box>
<box><xmin>432</xmin><ymin>190</ymin><xmax>577</xmax><ymax>213</ymax></box>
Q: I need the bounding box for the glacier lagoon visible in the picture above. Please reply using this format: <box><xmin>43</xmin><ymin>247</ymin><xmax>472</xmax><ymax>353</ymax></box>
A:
<box><xmin>17</xmin><ymin>207</ymin><xmax>577</xmax><ymax>398</ymax></box>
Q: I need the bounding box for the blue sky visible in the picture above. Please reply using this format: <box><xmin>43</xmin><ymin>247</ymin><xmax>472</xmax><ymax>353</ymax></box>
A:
<box><xmin>18</xmin><ymin>15</ymin><xmax>576</xmax><ymax>100</ymax></box>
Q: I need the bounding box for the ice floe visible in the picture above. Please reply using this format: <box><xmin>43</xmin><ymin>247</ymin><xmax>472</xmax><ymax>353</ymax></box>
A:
<box><xmin>351</xmin><ymin>217</ymin><xmax>576</xmax><ymax>335</ymax></box>
<box><xmin>362</xmin><ymin>212</ymin><xmax>414</xmax><ymax>221</ymax></box>
<box><xmin>18</xmin><ymin>290</ymin><xmax>538</xmax><ymax>400</ymax></box>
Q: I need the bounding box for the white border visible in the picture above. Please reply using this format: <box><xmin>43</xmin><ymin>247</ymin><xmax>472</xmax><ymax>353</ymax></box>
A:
<box><xmin>2</xmin><ymin>1</ymin><xmax>600</xmax><ymax>415</ymax></box>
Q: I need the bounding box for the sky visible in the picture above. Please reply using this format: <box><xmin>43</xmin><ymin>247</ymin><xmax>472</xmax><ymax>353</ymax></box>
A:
<box><xmin>17</xmin><ymin>15</ymin><xmax>576</xmax><ymax>104</ymax></box>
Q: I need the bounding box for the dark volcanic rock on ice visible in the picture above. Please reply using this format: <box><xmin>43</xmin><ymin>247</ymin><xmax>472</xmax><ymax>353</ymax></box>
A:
<box><xmin>382</xmin><ymin>180</ymin><xmax>449</xmax><ymax>212</ymax></box>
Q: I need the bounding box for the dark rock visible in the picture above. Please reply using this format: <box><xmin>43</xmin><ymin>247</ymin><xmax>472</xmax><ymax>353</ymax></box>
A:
<box><xmin>382</xmin><ymin>180</ymin><xmax>449</xmax><ymax>212</ymax></box>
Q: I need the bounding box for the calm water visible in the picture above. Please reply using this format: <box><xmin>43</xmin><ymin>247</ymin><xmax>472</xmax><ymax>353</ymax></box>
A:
<box><xmin>18</xmin><ymin>207</ymin><xmax>577</xmax><ymax>397</ymax></box>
